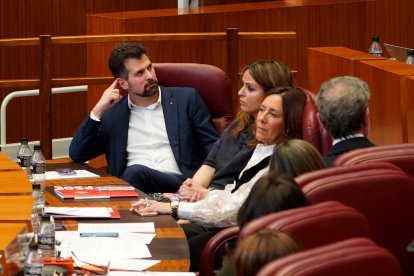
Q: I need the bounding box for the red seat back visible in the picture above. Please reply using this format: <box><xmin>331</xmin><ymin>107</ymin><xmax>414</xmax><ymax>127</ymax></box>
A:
<box><xmin>199</xmin><ymin>226</ymin><xmax>239</xmax><ymax>276</ymax></box>
<box><xmin>154</xmin><ymin>63</ymin><xmax>233</xmax><ymax>134</ymax></box>
<box><xmin>257</xmin><ymin>238</ymin><xmax>401</xmax><ymax>276</ymax></box>
<box><xmin>332</xmin><ymin>143</ymin><xmax>414</xmax><ymax>178</ymax></box>
<box><xmin>239</xmin><ymin>201</ymin><xmax>372</xmax><ymax>250</ymax></box>
<box><xmin>296</xmin><ymin>87</ymin><xmax>332</xmax><ymax>155</ymax></box>
<box><xmin>297</xmin><ymin>165</ymin><xmax>414</xmax><ymax>275</ymax></box>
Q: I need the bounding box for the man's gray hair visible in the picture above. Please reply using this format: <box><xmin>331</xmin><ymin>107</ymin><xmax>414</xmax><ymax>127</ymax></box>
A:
<box><xmin>317</xmin><ymin>76</ymin><xmax>370</xmax><ymax>139</ymax></box>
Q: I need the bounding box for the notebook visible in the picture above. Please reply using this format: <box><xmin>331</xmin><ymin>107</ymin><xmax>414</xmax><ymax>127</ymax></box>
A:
<box><xmin>383</xmin><ymin>43</ymin><xmax>413</xmax><ymax>62</ymax></box>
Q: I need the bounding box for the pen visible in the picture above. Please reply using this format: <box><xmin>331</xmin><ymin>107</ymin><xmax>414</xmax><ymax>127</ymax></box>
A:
<box><xmin>80</xmin><ymin>232</ymin><xmax>119</xmax><ymax>237</ymax></box>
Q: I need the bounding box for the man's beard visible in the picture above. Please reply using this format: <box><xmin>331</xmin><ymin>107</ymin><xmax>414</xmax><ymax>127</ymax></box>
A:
<box><xmin>141</xmin><ymin>79</ymin><xmax>159</xmax><ymax>97</ymax></box>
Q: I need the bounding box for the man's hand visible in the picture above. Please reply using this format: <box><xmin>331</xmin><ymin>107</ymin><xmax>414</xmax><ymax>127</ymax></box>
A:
<box><xmin>91</xmin><ymin>78</ymin><xmax>124</xmax><ymax>118</ymax></box>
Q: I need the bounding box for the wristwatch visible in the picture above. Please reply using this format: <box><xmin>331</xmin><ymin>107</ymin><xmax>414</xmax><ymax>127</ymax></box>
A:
<box><xmin>170</xmin><ymin>200</ymin><xmax>179</xmax><ymax>220</ymax></box>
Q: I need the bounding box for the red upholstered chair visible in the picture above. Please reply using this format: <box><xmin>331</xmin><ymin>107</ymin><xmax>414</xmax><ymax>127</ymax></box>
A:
<box><xmin>257</xmin><ymin>238</ymin><xmax>402</xmax><ymax>276</ymax></box>
<box><xmin>239</xmin><ymin>201</ymin><xmax>372</xmax><ymax>248</ymax></box>
<box><xmin>332</xmin><ymin>143</ymin><xmax>414</xmax><ymax>178</ymax></box>
<box><xmin>296</xmin><ymin>86</ymin><xmax>332</xmax><ymax>155</ymax></box>
<box><xmin>199</xmin><ymin>201</ymin><xmax>372</xmax><ymax>276</ymax></box>
<box><xmin>154</xmin><ymin>63</ymin><xmax>233</xmax><ymax>134</ymax></box>
<box><xmin>199</xmin><ymin>226</ymin><xmax>239</xmax><ymax>276</ymax></box>
<box><xmin>297</xmin><ymin>164</ymin><xmax>414</xmax><ymax>276</ymax></box>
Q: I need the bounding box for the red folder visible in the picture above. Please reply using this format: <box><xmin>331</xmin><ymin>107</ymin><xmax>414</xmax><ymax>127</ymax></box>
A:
<box><xmin>54</xmin><ymin>185</ymin><xmax>139</xmax><ymax>199</ymax></box>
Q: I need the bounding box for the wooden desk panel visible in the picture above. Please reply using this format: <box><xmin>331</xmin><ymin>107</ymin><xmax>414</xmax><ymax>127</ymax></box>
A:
<box><xmin>0</xmin><ymin>223</ymin><xmax>28</xmax><ymax>276</ymax></box>
<box><xmin>0</xmin><ymin>152</ymin><xmax>21</xmax><ymax>171</ymax></box>
<box><xmin>357</xmin><ymin>59</ymin><xmax>414</xmax><ymax>145</ymax></box>
<box><xmin>0</xmin><ymin>196</ymin><xmax>34</xmax><ymax>231</ymax></box>
<box><xmin>0</xmin><ymin>171</ymin><xmax>32</xmax><ymax>195</ymax></box>
<box><xmin>307</xmin><ymin>46</ymin><xmax>386</xmax><ymax>93</ymax></box>
<box><xmin>403</xmin><ymin>76</ymin><xmax>414</xmax><ymax>143</ymax></box>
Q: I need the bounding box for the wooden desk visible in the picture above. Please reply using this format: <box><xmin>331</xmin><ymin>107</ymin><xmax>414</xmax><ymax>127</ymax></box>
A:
<box><xmin>0</xmin><ymin>170</ymin><xmax>32</xmax><ymax>195</ymax></box>
<box><xmin>0</xmin><ymin>152</ymin><xmax>21</xmax><ymax>171</ymax></box>
<box><xmin>45</xmin><ymin>163</ymin><xmax>190</xmax><ymax>271</ymax></box>
<box><xmin>357</xmin><ymin>59</ymin><xmax>414</xmax><ymax>145</ymax></box>
<box><xmin>0</xmin><ymin>196</ymin><xmax>34</xmax><ymax>231</ymax></box>
<box><xmin>307</xmin><ymin>46</ymin><xmax>386</xmax><ymax>93</ymax></box>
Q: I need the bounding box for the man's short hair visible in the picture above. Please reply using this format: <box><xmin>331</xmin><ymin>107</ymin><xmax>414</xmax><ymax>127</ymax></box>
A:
<box><xmin>108</xmin><ymin>43</ymin><xmax>147</xmax><ymax>79</ymax></box>
<box><xmin>317</xmin><ymin>76</ymin><xmax>370</xmax><ymax>139</ymax></box>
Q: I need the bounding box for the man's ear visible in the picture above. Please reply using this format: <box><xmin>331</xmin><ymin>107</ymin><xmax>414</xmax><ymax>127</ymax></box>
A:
<box><xmin>362</xmin><ymin>107</ymin><xmax>371</xmax><ymax>136</ymax></box>
<box><xmin>118</xmin><ymin>78</ymin><xmax>129</xmax><ymax>90</ymax></box>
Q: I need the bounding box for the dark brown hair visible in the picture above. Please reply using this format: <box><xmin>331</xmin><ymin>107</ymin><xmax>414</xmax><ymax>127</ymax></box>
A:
<box><xmin>237</xmin><ymin>172</ymin><xmax>310</xmax><ymax>228</ymax></box>
<box><xmin>234</xmin><ymin>229</ymin><xmax>300</xmax><ymax>276</ymax></box>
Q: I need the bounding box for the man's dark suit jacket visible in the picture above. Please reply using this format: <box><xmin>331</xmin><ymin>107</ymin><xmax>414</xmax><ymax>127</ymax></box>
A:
<box><xmin>69</xmin><ymin>86</ymin><xmax>218</xmax><ymax>178</ymax></box>
<box><xmin>323</xmin><ymin>136</ymin><xmax>375</xmax><ymax>167</ymax></box>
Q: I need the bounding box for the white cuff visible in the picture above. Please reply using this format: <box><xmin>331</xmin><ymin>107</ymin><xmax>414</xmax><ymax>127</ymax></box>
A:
<box><xmin>90</xmin><ymin>111</ymin><xmax>101</xmax><ymax>122</ymax></box>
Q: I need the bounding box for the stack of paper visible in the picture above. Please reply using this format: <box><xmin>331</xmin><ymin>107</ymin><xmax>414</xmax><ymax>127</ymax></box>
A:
<box><xmin>56</xmin><ymin>223</ymin><xmax>159</xmax><ymax>273</ymax></box>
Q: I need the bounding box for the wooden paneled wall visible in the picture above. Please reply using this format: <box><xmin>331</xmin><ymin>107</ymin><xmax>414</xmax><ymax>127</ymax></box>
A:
<box><xmin>0</xmin><ymin>0</ymin><xmax>176</xmax><ymax>144</ymax></box>
<box><xmin>86</xmin><ymin>0</ymin><xmax>371</xmax><ymax>90</ymax></box>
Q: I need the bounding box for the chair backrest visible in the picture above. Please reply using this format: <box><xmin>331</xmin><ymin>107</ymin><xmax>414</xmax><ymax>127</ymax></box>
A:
<box><xmin>297</xmin><ymin>164</ymin><xmax>414</xmax><ymax>276</ymax></box>
<box><xmin>257</xmin><ymin>238</ymin><xmax>402</xmax><ymax>276</ymax></box>
<box><xmin>296</xmin><ymin>86</ymin><xmax>332</xmax><ymax>155</ymax></box>
<box><xmin>332</xmin><ymin>143</ymin><xmax>414</xmax><ymax>178</ymax></box>
<box><xmin>295</xmin><ymin>161</ymin><xmax>403</xmax><ymax>189</ymax></box>
<box><xmin>239</xmin><ymin>201</ymin><xmax>372</xmax><ymax>250</ymax></box>
<box><xmin>199</xmin><ymin>226</ymin><xmax>239</xmax><ymax>276</ymax></box>
<box><xmin>154</xmin><ymin>63</ymin><xmax>233</xmax><ymax>134</ymax></box>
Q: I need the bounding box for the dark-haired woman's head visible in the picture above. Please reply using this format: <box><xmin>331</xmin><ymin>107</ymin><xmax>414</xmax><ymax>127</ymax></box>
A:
<box><xmin>255</xmin><ymin>87</ymin><xmax>307</xmax><ymax>146</ymax></box>
<box><xmin>237</xmin><ymin>172</ymin><xmax>310</xmax><ymax>228</ymax></box>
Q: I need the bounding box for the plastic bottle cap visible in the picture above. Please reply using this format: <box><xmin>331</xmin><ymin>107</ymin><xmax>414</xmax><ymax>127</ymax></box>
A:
<box><xmin>32</xmin><ymin>184</ymin><xmax>41</xmax><ymax>190</ymax></box>
<box><xmin>33</xmin><ymin>144</ymin><xmax>41</xmax><ymax>150</ymax></box>
<box><xmin>41</xmin><ymin>215</ymin><xmax>51</xmax><ymax>222</ymax></box>
<box><xmin>21</xmin><ymin>137</ymin><xmax>29</xmax><ymax>143</ymax></box>
<box><xmin>408</xmin><ymin>49</ymin><xmax>414</xmax><ymax>55</ymax></box>
<box><xmin>372</xmin><ymin>36</ymin><xmax>380</xmax><ymax>41</ymax></box>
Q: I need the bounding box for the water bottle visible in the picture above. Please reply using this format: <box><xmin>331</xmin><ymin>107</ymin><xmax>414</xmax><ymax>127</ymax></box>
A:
<box><xmin>32</xmin><ymin>183</ymin><xmax>45</xmax><ymax>216</ymax></box>
<box><xmin>31</xmin><ymin>205</ymin><xmax>41</xmax><ymax>235</ymax></box>
<box><xmin>368</xmin><ymin>36</ymin><xmax>383</xmax><ymax>56</ymax></box>
<box><xmin>405</xmin><ymin>49</ymin><xmax>414</xmax><ymax>65</ymax></box>
<box><xmin>23</xmin><ymin>242</ymin><xmax>43</xmax><ymax>276</ymax></box>
<box><xmin>17</xmin><ymin>137</ymin><xmax>33</xmax><ymax>178</ymax></box>
<box><xmin>38</xmin><ymin>215</ymin><xmax>55</xmax><ymax>258</ymax></box>
<box><xmin>30</xmin><ymin>144</ymin><xmax>46</xmax><ymax>191</ymax></box>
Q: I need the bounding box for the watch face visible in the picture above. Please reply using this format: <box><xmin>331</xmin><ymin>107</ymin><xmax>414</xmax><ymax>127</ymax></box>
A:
<box><xmin>171</xmin><ymin>201</ymin><xmax>179</xmax><ymax>208</ymax></box>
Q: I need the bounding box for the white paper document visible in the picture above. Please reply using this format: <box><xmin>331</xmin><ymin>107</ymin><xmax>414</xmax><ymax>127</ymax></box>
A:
<box><xmin>56</xmin><ymin>231</ymin><xmax>156</xmax><ymax>260</ymax></box>
<box><xmin>46</xmin><ymin>169</ymin><xmax>100</xmax><ymax>180</ymax></box>
<box><xmin>45</xmin><ymin>207</ymin><xmax>111</xmax><ymax>218</ymax></box>
<box><xmin>78</xmin><ymin>222</ymin><xmax>155</xmax><ymax>233</ymax></box>
<box><xmin>71</xmin><ymin>237</ymin><xmax>152</xmax><ymax>259</ymax></box>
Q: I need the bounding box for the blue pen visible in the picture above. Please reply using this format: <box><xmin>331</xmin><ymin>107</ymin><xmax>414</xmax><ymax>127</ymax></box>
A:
<box><xmin>79</xmin><ymin>232</ymin><xmax>119</xmax><ymax>237</ymax></box>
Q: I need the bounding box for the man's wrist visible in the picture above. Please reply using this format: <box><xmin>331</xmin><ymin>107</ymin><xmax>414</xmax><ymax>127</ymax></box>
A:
<box><xmin>90</xmin><ymin>110</ymin><xmax>102</xmax><ymax>121</ymax></box>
